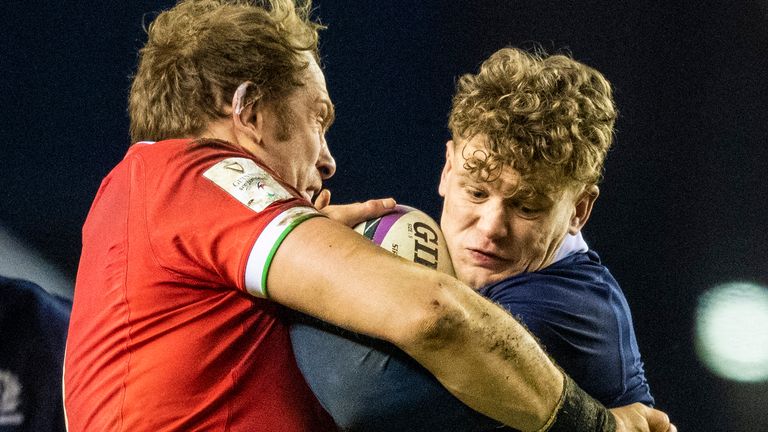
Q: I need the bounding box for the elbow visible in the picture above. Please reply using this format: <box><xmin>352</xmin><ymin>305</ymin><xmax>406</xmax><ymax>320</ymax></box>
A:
<box><xmin>390</xmin><ymin>273</ymin><xmax>468</xmax><ymax>353</ymax></box>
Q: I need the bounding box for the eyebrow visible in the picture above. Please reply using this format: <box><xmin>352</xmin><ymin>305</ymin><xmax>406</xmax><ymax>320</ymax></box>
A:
<box><xmin>458</xmin><ymin>169</ymin><xmax>553</xmax><ymax>204</ymax></box>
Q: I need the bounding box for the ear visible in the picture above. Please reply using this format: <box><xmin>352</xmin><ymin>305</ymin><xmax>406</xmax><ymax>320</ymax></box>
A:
<box><xmin>568</xmin><ymin>184</ymin><xmax>599</xmax><ymax>234</ymax></box>
<box><xmin>438</xmin><ymin>140</ymin><xmax>455</xmax><ymax>197</ymax></box>
<box><xmin>232</xmin><ymin>81</ymin><xmax>265</xmax><ymax>144</ymax></box>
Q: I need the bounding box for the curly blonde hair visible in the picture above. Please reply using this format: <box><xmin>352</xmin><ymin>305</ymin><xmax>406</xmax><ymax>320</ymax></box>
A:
<box><xmin>449</xmin><ymin>47</ymin><xmax>616</xmax><ymax>193</ymax></box>
<box><xmin>129</xmin><ymin>0</ymin><xmax>323</xmax><ymax>142</ymax></box>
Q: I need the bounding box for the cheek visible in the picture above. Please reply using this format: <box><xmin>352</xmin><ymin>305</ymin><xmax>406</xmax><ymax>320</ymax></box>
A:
<box><xmin>547</xmin><ymin>211</ymin><xmax>572</xmax><ymax>240</ymax></box>
<box><xmin>512</xmin><ymin>222</ymin><xmax>549</xmax><ymax>251</ymax></box>
<box><xmin>441</xmin><ymin>206</ymin><xmax>467</xmax><ymax>246</ymax></box>
<box><xmin>442</xmin><ymin>201</ymin><xmax>471</xmax><ymax>234</ymax></box>
<box><xmin>296</xmin><ymin>138</ymin><xmax>319</xmax><ymax>173</ymax></box>
<box><xmin>526</xmin><ymin>218</ymin><xmax>568</xmax><ymax>254</ymax></box>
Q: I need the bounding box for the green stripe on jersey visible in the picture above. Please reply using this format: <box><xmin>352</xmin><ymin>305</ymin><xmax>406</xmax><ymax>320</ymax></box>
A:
<box><xmin>245</xmin><ymin>206</ymin><xmax>323</xmax><ymax>298</ymax></box>
<box><xmin>260</xmin><ymin>212</ymin><xmax>323</xmax><ymax>298</ymax></box>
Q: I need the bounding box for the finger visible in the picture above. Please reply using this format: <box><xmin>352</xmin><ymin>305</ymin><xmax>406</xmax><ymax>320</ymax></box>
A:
<box><xmin>314</xmin><ymin>189</ymin><xmax>331</xmax><ymax>210</ymax></box>
<box><xmin>356</xmin><ymin>197</ymin><xmax>397</xmax><ymax>219</ymax></box>
<box><xmin>645</xmin><ymin>407</ymin><xmax>671</xmax><ymax>432</ymax></box>
<box><xmin>344</xmin><ymin>198</ymin><xmax>397</xmax><ymax>226</ymax></box>
<box><xmin>325</xmin><ymin>198</ymin><xmax>397</xmax><ymax>227</ymax></box>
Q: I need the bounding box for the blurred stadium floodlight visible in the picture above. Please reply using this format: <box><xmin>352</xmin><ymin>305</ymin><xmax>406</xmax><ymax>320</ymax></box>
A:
<box><xmin>0</xmin><ymin>224</ymin><xmax>73</xmax><ymax>298</ymax></box>
<box><xmin>695</xmin><ymin>281</ymin><xmax>768</xmax><ymax>382</ymax></box>
<box><xmin>695</xmin><ymin>281</ymin><xmax>768</xmax><ymax>430</ymax></box>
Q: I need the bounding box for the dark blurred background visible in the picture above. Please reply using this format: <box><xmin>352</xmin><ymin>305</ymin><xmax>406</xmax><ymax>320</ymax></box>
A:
<box><xmin>2</xmin><ymin>1</ymin><xmax>766</xmax><ymax>430</ymax></box>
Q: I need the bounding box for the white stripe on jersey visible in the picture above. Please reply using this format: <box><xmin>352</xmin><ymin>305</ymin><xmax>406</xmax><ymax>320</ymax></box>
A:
<box><xmin>244</xmin><ymin>206</ymin><xmax>322</xmax><ymax>298</ymax></box>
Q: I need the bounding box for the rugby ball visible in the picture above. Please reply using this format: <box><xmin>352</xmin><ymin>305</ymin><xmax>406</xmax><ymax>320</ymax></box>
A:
<box><xmin>353</xmin><ymin>205</ymin><xmax>455</xmax><ymax>276</ymax></box>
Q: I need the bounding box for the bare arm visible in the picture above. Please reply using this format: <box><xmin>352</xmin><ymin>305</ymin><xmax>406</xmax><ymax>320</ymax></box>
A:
<box><xmin>280</xmin><ymin>198</ymin><xmax>677</xmax><ymax>432</ymax></box>
<box><xmin>268</xmin><ymin>216</ymin><xmax>561</xmax><ymax>431</ymax></box>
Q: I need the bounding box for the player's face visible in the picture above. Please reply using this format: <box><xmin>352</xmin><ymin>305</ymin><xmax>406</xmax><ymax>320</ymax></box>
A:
<box><xmin>259</xmin><ymin>56</ymin><xmax>336</xmax><ymax>202</ymax></box>
<box><xmin>438</xmin><ymin>135</ymin><xmax>582</xmax><ymax>289</ymax></box>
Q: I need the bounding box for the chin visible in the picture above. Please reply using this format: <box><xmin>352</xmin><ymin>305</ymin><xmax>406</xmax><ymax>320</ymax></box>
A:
<box><xmin>454</xmin><ymin>270</ymin><xmax>479</xmax><ymax>290</ymax></box>
<box><xmin>464</xmin><ymin>273</ymin><xmax>498</xmax><ymax>291</ymax></box>
<box><xmin>476</xmin><ymin>270</ymin><xmax>524</xmax><ymax>290</ymax></box>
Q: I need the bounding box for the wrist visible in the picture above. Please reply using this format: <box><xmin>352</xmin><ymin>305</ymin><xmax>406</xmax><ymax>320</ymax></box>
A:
<box><xmin>539</xmin><ymin>373</ymin><xmax>616</xmax><ymax>432</ymax></box>
<box><xmin>534</xmin><ymin>371</ymin><xmax>566</xmax><ymax>432</ymax></box>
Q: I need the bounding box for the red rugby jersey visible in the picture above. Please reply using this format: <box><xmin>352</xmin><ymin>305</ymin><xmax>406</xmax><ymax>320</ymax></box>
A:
<box><xmin>64</xmin><ymin>139</ymin><xmax>335</xmax><ymax>431</ymax></box>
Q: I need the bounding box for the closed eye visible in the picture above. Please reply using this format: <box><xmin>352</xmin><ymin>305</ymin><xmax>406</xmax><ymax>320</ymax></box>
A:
<box><xmin>513</xmin><ymin>201</ymin><xmax>547</xmax><ymax>219</ymax></box>
<box><xmin>317</xmin><ymin>101</ymin><xmax>335</xmax><ymax>131</ymax></box>
<box><xmin>466</xmin><ymin>187</ymin><xmax>487</xmax><ymax>200</ymax></box>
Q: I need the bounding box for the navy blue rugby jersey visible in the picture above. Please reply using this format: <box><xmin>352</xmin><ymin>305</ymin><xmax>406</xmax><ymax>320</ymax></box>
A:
<box><xmin>0</xmin><ymin>276</ymin><xmax>71</xmax><ymax>432</ymax></box>
<box><xmin>290</xmin><ymin>248</ymin><xmax>653</xmax><ymax>431</ymax></box>
<box><xmin>479</xmin><ymin>250</ymin><xmax>653</xmax><ymax>408</ymax></box>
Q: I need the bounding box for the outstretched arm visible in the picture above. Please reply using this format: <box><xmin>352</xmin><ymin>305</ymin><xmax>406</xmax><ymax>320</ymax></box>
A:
<box><xmin>280</xmin><ymin>199</ymin><xmax>675</xmax><ymax>432</ymax></box>
<box><xmin>268</xmin><ymin>213</ymin><xmax>567</xmax><ymax>431</ymax></box>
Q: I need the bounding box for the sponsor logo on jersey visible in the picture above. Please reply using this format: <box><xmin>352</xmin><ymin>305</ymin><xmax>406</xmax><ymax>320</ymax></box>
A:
<box><xmin>224</xmin><ymin>161</ymin><xmax>245</xmax><ymax>174</ymax></box>
<box><xmin>204</xmin><ymin>157</ymin><xmax>293</xmax><ymax>212</ymax></box>
<box><xmin>0</xmin><ymin>369</ymin><xmax>24</xmax><ymax>426</ymax></box>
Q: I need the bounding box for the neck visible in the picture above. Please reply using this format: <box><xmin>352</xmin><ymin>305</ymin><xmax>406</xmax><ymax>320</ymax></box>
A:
<box><xmin>194</xmin><ymin>118</ymin><xmax>259</xmax><ymax>156</ymax></box>
<box><xmin>195</xmin><ymin>118</ymin><xmax>237</xmax><ymax>143</ymax></box>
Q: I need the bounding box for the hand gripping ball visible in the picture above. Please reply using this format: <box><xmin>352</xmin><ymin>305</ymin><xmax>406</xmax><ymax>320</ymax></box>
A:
<box><xmin>353</xmin><ymin>205</ymin><xmax>455</xmax><ymax>276</ymax></box>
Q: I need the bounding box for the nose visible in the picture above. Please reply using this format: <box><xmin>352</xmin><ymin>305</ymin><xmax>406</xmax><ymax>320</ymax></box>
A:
<box><xmin>317</xmin><ymin>140</ymin><xmax>336</xmax><ymax>180</ymax></box>
<box><xmin>474</xmin><ymin>201</ymin><xmax>509</xmax><ymax>240</ymax></box>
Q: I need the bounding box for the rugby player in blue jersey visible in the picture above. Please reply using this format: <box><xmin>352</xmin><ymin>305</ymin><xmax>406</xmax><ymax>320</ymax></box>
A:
<box><xmin>0</xmin><ymin>276</ymin><xmax>70</xmax><ymax>432</ymax></box>
<box><xmin>292</xmin><ymin>47</ymin><xmax>668</xmax><ymax>431</ymax></box>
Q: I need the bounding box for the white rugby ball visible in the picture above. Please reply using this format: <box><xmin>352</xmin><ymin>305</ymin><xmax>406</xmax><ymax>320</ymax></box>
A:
<box><xmin>353</xmin><ymin>205</ymin><xmax>455</xmax><ymax>276</ymax></box>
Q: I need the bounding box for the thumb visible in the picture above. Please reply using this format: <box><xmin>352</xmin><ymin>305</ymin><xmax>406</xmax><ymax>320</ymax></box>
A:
<box><xmin>646</xmin><ymin>407</ymin><xmax>674</xmax><ymax>432</ymax></box>
<box><xmin>314</xmin><ymin>189</ymin><xmax>331</xmax><ymax>210</ymax></box>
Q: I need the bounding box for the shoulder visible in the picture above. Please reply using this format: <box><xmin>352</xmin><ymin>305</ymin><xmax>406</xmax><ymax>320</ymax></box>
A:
<box><xmin>126</xmin><ymin>138</ymin><xmax>248</xmax><ymax>171</ymax></box>
<box><xmin>478</xmin><ymin>251</ymin><xmax>631</xmax><ymax>338</ymax></box>
<box><xmin>481</xmin><ymin>251</ymin><xmax>615</xmax><ymax>304</ymax></box>
<box><xmin>477</xmin><ymin>254</ymin><xmax>654</xmax><ymax>407</ymax></box>
<box><xmin>131</xmin><ymin>138</ymin><xmax>305</xmax><ymax>207</ymax></box>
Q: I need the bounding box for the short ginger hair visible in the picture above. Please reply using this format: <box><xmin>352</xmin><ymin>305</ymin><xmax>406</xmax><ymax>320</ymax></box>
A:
<box><xmin>449</xmin><ymin>47</ymin><xmax>617</xmax><ymax>194</ymax></box>
<box><xmin>129</xmin><ymin>0</ymin><xmax>323</xmax><ymax>143</ymax></box>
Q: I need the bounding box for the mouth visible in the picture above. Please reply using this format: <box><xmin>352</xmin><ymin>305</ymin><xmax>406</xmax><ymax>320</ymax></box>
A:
<box><xmin>466</xmin><ymin>247</ymin><xmax>509</xmax><ymax>268</ymax></box>
<box><xmin>303</xmin><ymin>184</ymin><xmax>322</xmax><ymax>203</ymax></box>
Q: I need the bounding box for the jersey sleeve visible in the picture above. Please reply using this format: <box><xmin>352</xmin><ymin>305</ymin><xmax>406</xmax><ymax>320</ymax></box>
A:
<box><xmin>241</xmin><ymin>204</ymin><xmax>321</xmax><ymax>297</ymax></box>
<box><xmin>141</xmin><ymin>145</ymin><xmax>322</xmax><ymax>298</ymax></box>
<box><xmin>289</xmin><ymin>315</ymin><xmax>503</xmax><ymax>432</ymax></box>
